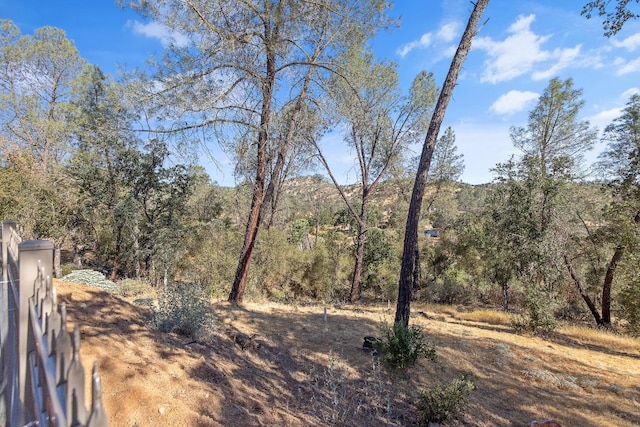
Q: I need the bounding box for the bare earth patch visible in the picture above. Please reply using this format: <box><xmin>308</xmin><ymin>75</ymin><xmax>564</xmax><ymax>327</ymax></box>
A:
<box><xmin>54</xmin><ymin>279</ymin><xmax>640</xmax><ymax>426</ymax></box>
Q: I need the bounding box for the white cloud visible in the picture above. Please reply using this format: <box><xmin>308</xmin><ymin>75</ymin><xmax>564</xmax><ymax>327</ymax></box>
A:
<box><xmin>443</xmin><ymin>44</ymin><xmax>458</xmax><ymax>58</ymax></box>
<box><xmin>615</xmin><ymin>56</ymin><xmax>640</xmax><ymax>75</ymax></box>
<box><xmin>532</xmin><ymin>45</ymin><xmax>582</xmax><ymax>80</ymax></box>
<box><xmin>587</xmin><ymin>88</ymin><xmax>640</xmax><ymax>133</ymax></box>
<box><xmin>588</xmin><ymin>107</ymin><xmax>623</xmax><ymax>132</ymax></box>
<box><xmin>612</xmin><ymin>33</ymin><xmax>640</xmax><ymax>51</ymax></box>
<box><xmin>128</xmin><ymin>20</ymin><xmax>189</xmax><ymax>48</ymax></box>
<box><xmin>474</xmin><ymin>14</ymin><xmax>551</xmax><ymax>83</ymax></box>
<box><xmin>621</xmin><ymin>87</ymin><xmax>640</xmax><ymax>99</ymax></box>
<box><xmin>437</xmin><ymin>22</ymin><xmax>459</xmax><ymax>43</ymax></box>
<box><xmin>397</xmin><ymin>22</ymin><xmax>459</xmax><ymax>58</ymax></box>
<box><xmin>489</xmin><ymin>90</ymin><xmax>539</xmax><ymax>115</ymax></box>
<box><xmin>474</xmin><ymin>14</ymin><xmax>583</xmax><ymax>84</ymax></box>
<box><xmin>397</xmin><ymin>33</ymin><xmax>433</xmax><ymax>58</ymax></box>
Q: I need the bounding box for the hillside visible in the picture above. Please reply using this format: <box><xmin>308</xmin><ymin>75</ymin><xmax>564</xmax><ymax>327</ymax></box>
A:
<box><xmin>57</xmin><ymin>279</ymin><xmax>640</xmax><ymax>426</ymax></box>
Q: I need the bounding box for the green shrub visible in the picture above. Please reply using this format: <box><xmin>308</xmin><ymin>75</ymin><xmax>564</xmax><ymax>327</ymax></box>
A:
<box><xmin>417</xmin><ymin>373</ymin><xmax>475</xmax><ymax>425</ymax></box>
<box><xmin>377</xmin><ymin>323</ymin><xmax>437</xmax><ymax>371</ymax></box>
<box><xmin>511</xmin><ymin>286</ymin><xmax>558</xmax><ymax>335</ymax></box>
<box><xmin>152</xmin><ymin>282</ymin><xmax>212</xmax><ymax>338</ymax></box>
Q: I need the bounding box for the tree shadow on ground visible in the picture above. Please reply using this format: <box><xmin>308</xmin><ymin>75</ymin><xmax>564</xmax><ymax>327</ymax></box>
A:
<box><xmin>55</xmin><ymin>280</ymin><xmax>640</xmax><ymax>427</ymax></box>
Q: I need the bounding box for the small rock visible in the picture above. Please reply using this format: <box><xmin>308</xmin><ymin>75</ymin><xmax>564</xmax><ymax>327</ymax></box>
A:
<box><xmin>158</xmin><ymin>407</ymin><xmax>166</xmax><ymax>415</ymax></box>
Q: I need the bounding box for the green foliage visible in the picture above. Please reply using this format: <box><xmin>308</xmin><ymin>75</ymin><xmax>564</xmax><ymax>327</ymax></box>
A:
<box><xmin>619</xmin><ymin>279</ymin><xmax>640</xmax><ymax>335</ymax></box>
<box><xmin>377</xmin><ymin>323</ymin><xmax>437</xmax><ymax>371</ymax></box>
<box><xmin>426</xmin><ymin>268</ymin><xmax>474</xmax><ymax>305</ymax></box>
<box><xmin>152</xmin><ymin>282</ymin><xmax>212</xmax><ymax>338</ymax></box>
<box><xmin>299</xmin><ymin>241</ymin><xmax>349</xmax><ymax>301</ymax></box>
<box><xmin>248</xmin><ymin>229</ymin><xmax>306</xmax><ymax>300</ymax></box>
<box><xmin>289</xmin><ymin>218</ymin><xmax>310</xmax><ymax>245</ymax></box>
<box><xmin>417</xmin><ymin>373</ymin><xmax>475</xmax><ymax>425</ymax></box>
<box><xmin>179</xmin><ymin>221</ymin><xmax>242</xmax><ymax>298</ymax></box>
<box><xmin>582</xmin><ymin>0</ymin><xmax>640</xmax><ymax>37</ymax></box>
<box><xmin>511</xmin><ymin>285</ymin><xmax>558</xmax><ymax>335</ymax></box>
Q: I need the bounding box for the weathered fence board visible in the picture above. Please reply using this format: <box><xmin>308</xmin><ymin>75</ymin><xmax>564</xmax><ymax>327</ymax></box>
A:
<box><xmin>0</xmin><ymin>220</ymin><xmax>108</xmax><ymax>427</ymax></box>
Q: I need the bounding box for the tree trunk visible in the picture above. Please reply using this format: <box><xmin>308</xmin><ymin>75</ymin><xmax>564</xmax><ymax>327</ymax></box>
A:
<box><xmin>228</xmin><ymin>24</ymin><xmax>276</xmax><ymax>303</ymax></box>
<box><xmin>350</xmin><ymin>194</ymin><xmax>368</xmax><ymax>302</ymax></box>
<box><xmin>133</xmin><ymin>218</ymin><xmax>141</xmax><ymax>280</ymax></box>
<box><xmin>412</xmin><ymin>247</ymin><xmax>421</xmax><ymax>299</ymax></box>
<box><xmin>563</xmin><ymin>254</ymin><xmax>604</xmax><ymax>326</ymax></box>
<box><xmin>395</xmin><ymin>0</ymin><xmax>490</xmax><ymax>327</ymax></box>
<box><xmin>602</xmin><ymin>246</ymin><xmax>624</xmax><ymax>326</ymax></box>
<box><xmin>111</xmin><ymin>222</ymin><xmax>123</xmax><ymax>282</ymax></box>
<box><xmin>53</xmin><ymin>242</ymin><xmax>62</xmax><ymax>278</ymax></box>
<box><xmin>502</xmin><ymin>285</ymin><xmax>509</xmax><ymax>312</ymax></box>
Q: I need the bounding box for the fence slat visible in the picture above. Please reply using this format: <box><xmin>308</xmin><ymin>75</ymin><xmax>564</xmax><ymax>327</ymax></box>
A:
<box><xmin>66</xmin><ymin>325</ymin><xmax>88</xmax><ymax>426</ymax></box>
<box><xmin>0</xmin><ymin>220</ymin><xmax>109</xmax><ymax>427</ymax></box>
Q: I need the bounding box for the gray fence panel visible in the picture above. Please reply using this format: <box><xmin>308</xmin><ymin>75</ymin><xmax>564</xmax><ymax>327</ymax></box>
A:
<box><xmin>0</xmin><ymin>220</ymin><xmax>108</xmax><ymax>427</ymax></box>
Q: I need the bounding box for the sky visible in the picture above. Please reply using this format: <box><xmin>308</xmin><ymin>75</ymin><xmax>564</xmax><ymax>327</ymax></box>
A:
<box><xmin>3</xmin><ymin>0</ymin><xmax>640</xmax><ymax>186</ymax></box>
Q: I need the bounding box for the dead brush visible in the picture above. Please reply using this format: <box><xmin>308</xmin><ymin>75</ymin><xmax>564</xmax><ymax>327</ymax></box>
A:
<box><xmin>307</xmin><ymin>350</ymin><xmax>400</xmax><ymax>425</ymax></box>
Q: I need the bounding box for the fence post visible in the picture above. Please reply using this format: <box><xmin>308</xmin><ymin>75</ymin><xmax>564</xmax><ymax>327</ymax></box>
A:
<box><xmin>17</xmin><ymin>239</ymin><xmax>53</xmax><ymax>421</ymax></box>
<box><xmin>1</xmin><ymin>220</ymin><xmax>16</xmax><ymax>283</ymax></box>
<box><xmin>1</xmin><ymin>220</ymin><xmax>17</xmax><ymax>425</ymax></box>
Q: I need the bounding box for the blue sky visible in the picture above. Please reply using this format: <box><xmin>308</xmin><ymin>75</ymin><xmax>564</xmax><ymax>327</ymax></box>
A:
<box><xmin>3</xmin><ymin>0</ymin><xmax>640</xmax><ymax>186</ymax></box>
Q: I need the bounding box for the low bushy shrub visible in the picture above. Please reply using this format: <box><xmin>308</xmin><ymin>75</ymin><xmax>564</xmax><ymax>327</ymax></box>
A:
<box><xmin>377</xmin><ymin>323</ymin><xmax>437</xmax><ymax>371</ymax></box>
<box><xmin>417</xmin><ymin>372</ymin><xmax>475</xmax><ymax>425</ymax></box>
<box><xmin>511</xmin><ymin>286</ymin><xmax>558</xmax><ymax>335</ymax></box>
<box><xmin>152</xmin><ymin>282</ymin><xmax>212</xmax><ymax>338</ymax></box>
<box><xmin>62</xmin><ymin>269</ymin><xmax>117</xmax><ymax>292</ymax></box>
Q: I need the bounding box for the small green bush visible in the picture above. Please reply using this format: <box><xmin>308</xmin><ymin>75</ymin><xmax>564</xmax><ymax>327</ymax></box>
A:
<box><xmin>152</xmin><ymin>282</ymin><xmax>212</xmax><ymax>338</ymax></box>
<box><xmin>377</xmin><ymin>323</ymin><xmax>437</xmax><ymax>371</ymax></box>
<box><xmin>417</xmin><ymin>373</ymin><xmax>475</xmax><ymax>425</ymax></box>
<box><xmin>511</xmin><ymin>286</ymin><xmax>558</xmax><ymax>335</ymax></box>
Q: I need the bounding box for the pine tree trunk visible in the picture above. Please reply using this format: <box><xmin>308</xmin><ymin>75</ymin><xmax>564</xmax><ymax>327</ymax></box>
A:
<box><xmin>350</xmin><ymin>211</ymin><xmax>368</xmax><ymax>302</ymax></box>
<box><xmin>228</xmin><ymin>27</ymin><xmax>276</xmax><ymax>303</ymax></box>
<box><xmin>395</xmin><ymin>0</ymin><xmax>490</xmax><ymax>327</ymax></box>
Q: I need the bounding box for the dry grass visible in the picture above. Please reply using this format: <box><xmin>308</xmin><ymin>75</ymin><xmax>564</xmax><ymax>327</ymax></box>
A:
<box><xmin>454</xmin><ymin>309</ymin><xmax>512</xmax><ymax>326</ymax></box>
<box><xmin>556</xmin><ymin>325</ymin><xmax>639</xmax><ymax>355</ymax></box>
<box><xmin>55</xmin><ymin>279</ymin><xmax>640</xmax><ymax>427</ymax></box>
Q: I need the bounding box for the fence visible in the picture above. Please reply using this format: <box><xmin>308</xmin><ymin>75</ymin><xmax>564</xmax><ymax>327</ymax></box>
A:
<box><xmin>0</xmin><ymin>220</ymin><xmax>108</xmax><ymax>427</ymax></box>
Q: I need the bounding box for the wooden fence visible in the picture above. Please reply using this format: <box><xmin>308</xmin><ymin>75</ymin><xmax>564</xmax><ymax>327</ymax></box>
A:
<box><xmin>0</xmin><ymin>220</ymin><xmax>108</xmax><ymax>426</ymax></box>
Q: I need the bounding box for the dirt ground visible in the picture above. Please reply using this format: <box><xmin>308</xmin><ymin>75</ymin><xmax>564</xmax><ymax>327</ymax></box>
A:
<box><xmin>54</xmin><ymin>279</ymin><xmax>640</xmax><ymax>427</ymax></box>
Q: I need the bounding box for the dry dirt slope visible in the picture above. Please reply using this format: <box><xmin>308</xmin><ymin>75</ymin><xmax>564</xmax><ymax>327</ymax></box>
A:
<box><xmin>54</xmin><ymin>279</ymin><xmax>640</xmax><ymax>427</ymax></box>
